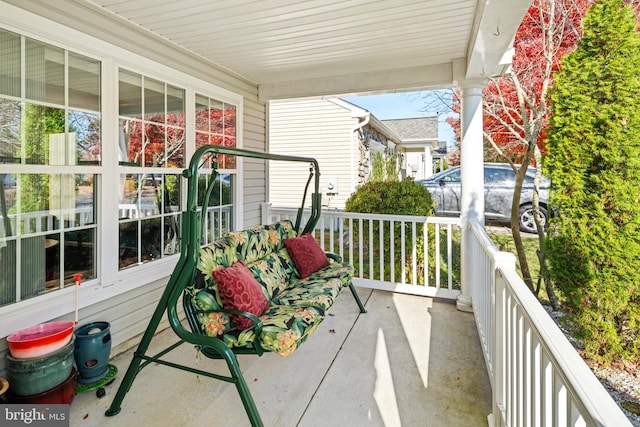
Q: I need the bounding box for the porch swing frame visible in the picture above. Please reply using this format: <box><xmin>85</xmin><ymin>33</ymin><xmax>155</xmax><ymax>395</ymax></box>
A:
<box><xmin>105</xmin><ymin>145</ymin><xmax>331</xmax><ymax>426</ymax></box>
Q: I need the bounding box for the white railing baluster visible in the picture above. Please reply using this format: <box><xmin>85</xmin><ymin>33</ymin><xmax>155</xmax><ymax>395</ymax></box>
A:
<box><xmin>423</xmin><ymin>219</ymin><xmax>428</xmax><ymax>287</ymax></box>
<box><xmin>447</xmin><ymin>223</ymin><xmax>453</xmax><ymax>290</ymax></box>
<box><xmin>329</xmin><ymin>216</ymin><xmax>334</xmax><ymax>253</ymax></box>
<box><xmin>400</xmin><ymin>220</ymin><xmax>406</xmax><ymax>285</ymax></box>
<box><xmin>390</xmin><ymin>220</ymin><xmax>395</xmax><ymax>284</ymax></box>
<box><xmin>339</xmin><ymin>218</ymin><xmax>344</xmax><ymax>259</ymax></box>
<box><xmin>368</xmin><ymin>219</ymin><xmax>374</xmax><ymax>280</ymax></box>
<box><xmin>411</xmin><ymin>221</ymin><xmax>417</xmax><ymax>286</ymax></box>
<box><xmin>435</xmin><ymin>223</ymin><xmax>441</xmax><ymax>288</ymax></box>
<box><xmin>379</xmin><ymin>220</ymin><xmax>384</xmax><ymax>282</ymax></box>
<box><xmin>358</xmin><ymin>218</ymin><xmax>363</xmax><ymax>278</ymax></box>
<box><xmin>319</xmin><ymin>216</ymin><xmax>325</xmax><ymax>249</ymax></box>
<box><xmin>349</xmin><ymin>218</ymin><xmax>353</xmax><ymax>266</ymax></box>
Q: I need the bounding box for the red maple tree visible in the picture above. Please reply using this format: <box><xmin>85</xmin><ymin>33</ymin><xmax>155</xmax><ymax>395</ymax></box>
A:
<box><xmin>445</xmin><ymin>0</ymin><xmax>592</xmax><ymax>299</ymax></box>
<box><xmin>449</xmin><ymin>0</ymin><xmax>640</xmax><ymax>165</ymax></box>
<box><xmin>447</xmin><ymin>0</ymin><xmax>591</xmax><ymax>166</ymax></box>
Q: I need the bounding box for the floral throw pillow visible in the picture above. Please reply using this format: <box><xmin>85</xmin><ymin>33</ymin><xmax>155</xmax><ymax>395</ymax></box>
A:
<box><xmin>283</xmin><ymin>233</ymin><xmax>329</xmax><ymax>279</ymax></box>
<box><xmin>212</xmin><ymin>259</ymin><xmax>269</xmax><ymax>330</ymax></box>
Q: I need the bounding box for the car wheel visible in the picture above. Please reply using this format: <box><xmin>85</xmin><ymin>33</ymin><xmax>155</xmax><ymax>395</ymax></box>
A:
<box><xmin>518</xmin><ymin>204</ymin><xmax>547</xmax><ymax>234</ymax></box>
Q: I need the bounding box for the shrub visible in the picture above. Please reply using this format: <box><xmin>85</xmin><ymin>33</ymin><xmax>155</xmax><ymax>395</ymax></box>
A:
<box><xmin>345</xmin><ymin>180</ymin><xmax>433</xmax><ymax>216</ymax></box>
<box><xmin>345</xmin><ymin>180</ymin><xmax>438</xmax><ymax>284</ymax></box>
<box><xmin>544</xmin><ymin>0</ymin><xmax>640</xmax><ymax>364</ymax></box>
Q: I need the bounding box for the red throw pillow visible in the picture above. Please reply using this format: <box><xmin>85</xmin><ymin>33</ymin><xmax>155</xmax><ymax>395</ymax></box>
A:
<box><xmin>212</xmin><ymin>259</ymin><xmax>269</xmax><ymax>330</ymax></box>
<box><xmin>283</xmin><ymin>233</ymin><xmax>329</xmax><ymax>279</ymax></box>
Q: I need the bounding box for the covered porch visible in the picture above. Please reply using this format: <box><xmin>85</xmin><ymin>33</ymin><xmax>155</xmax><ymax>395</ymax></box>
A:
<box><xmin>69</xmin><ymin>288</ymin><xmax>492</xmax><ymax>426</ymax></box>
<box><xmin>0</xmin><ymin>1</ymin><xmax>632</xmax><ymax>426</ymax></box>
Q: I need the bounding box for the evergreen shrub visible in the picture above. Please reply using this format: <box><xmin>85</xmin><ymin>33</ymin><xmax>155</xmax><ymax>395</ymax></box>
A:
<box><xmin>544</xmin><ymin>0</ymin><xmax>640</xmax><ymax>364</ymax></box>
<box><xmin>345</xmin><ymin>180</ymin><xmax>441</xmax><ymax>284</ymax></box>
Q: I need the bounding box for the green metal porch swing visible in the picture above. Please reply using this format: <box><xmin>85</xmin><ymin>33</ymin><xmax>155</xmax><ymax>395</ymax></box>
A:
<box><xmin>104</xmin><ymin>145</ymin><xmax>360</xmax><ymax>426</ymax></box>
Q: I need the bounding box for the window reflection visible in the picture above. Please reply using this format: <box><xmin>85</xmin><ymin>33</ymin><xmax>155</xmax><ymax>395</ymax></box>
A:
<box><xmin>119</xmin><ymin>70</ymin><xmax>185</xmax><ymax>169</ymax></box>
<box><xmin>194</xmin><ymin>95</ymin><xmax>237</xmax><ymax>169</ymax></box>
<box><xmin>0</xmin><ymin>29</ymin><xmax>21</xmax><ymax>97</ymax></box>
<box><xmin>0</xmin><ymin>100</ymin><xmax>20</xmax><ymax>164</ymax></box>
<box><xmin>68</xmin><ymin>52</ymin><xmax>100</xmax><ymax>111</ymax></box>
<box><xmin>198</xmin><ymin>173</ymin><xmax>233</xmax><ymax>244</ymax></box>
<box><xmin>69</xmin><ymin>110</ymin><xmax>101</xmax><ymax>164</ymax></box>
<box><xmin>25</xmin><ymin>39</ymin><xmax>64</xmax><ymax>105</ymax></box>
<box><xmin>118</xmin><ymin>173</ymin><xmax>181</xmax><ymax>270</ymax></box>
<box><xmin>0</xmin><ymin>173</ymin><xmax>96</xmax><ymax>306</ymax></box>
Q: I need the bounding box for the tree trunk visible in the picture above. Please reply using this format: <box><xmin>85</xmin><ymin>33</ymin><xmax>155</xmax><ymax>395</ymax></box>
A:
<box><xmin>509</xmin><ymin>163</ymin><xmax>536</xmax><ymax>293</ymax></box>
<box><xmin>533</xmin><ymin>147</ymin><xmax>560</xmax><ymax>309</ymax></box>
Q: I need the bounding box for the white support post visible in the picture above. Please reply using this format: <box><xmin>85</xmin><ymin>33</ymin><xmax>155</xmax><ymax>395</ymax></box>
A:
<box><xmin>457</xmin><ymin>80</ymin><xmax>486</xmax><ymax>312</ymax></box>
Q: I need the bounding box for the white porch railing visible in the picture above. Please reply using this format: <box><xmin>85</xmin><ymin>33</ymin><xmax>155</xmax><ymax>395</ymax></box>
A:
<box><xmin>266</xmin><ymin>206</ymin><xmax>461</xmax><ymax>299</ymax></box>
<box><xmin>266</xmin><ymin>205</ymin><xmax>631</xmax><ymax>425</ymax></box>
<box><xmin>469</xmin><ymin>221</ymin><xmax>631</xmax><ymax>427</ymax></box>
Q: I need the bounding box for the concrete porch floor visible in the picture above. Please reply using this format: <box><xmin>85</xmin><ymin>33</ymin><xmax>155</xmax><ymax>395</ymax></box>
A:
<box><xmin>69</xmin><ymin>288</ymin><xmax>491</xmax><ymax>426</ymax></box>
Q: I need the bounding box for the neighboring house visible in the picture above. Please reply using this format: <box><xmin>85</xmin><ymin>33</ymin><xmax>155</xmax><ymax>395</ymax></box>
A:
<box><xmin>268</xmin><ymin>98</ymin><xmax>403</xmax><ymax>210</ymax></box>
<box><xmin>268</xmin><ymin>100</ymin><xmax>443</xmax><ymax>210</ymax></box>
<box><xmin>381</xmin><ymin>117</ymin><xmax>445</xmax><ymax>180</ymax></box>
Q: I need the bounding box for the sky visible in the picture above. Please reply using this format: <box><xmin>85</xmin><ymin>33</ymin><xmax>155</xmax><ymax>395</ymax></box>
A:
<box><xmin>343</xmin><ymin>92</ymin><xmax>431</xmax><ymax>120</ymax></box>
<box><xmin>343</xmin><ymin>91</ymin><xmax>457</xmax><ymax>148</ymax></box>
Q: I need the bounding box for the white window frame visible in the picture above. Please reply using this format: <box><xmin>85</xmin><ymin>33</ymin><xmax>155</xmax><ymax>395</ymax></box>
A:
<box><xmin>0</xmin><ymin>5</ymin><xmax>244</xmax><ymax>336</ymax></box>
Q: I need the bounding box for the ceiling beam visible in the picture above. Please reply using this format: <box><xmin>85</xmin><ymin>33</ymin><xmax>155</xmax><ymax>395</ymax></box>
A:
<box><xmin>259</xmin><ymin>63</ymin><xmax>456</xmax><ymax>101</ymax></box>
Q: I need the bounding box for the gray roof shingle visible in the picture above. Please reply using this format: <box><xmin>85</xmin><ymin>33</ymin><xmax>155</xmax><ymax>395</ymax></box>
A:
<box><xmin>381</xmin><ymin>117</ymin><xmax>438</xmax><ymax>140</ymax></box>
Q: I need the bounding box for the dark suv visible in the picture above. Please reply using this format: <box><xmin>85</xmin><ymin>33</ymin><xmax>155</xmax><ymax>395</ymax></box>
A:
<box><xmin>417</xmin><ymin>163</ymin><xmax>549</xmax><ymax>233</ymax></box>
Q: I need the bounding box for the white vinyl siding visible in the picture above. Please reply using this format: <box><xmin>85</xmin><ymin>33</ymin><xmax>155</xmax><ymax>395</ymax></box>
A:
<box><xmin>0</xmin><ymin>2</ymin><xmax>267</xmax><ymax>369</ymax></box>
<box><xmin>242</xmin><ymin>98</ymin><xmax>267</xmax><ymax>227</ymax></box>
<box><xmin>269</xmin><ymin>98</ymin><xmax>357</xmax><ymax>210</ymax></box>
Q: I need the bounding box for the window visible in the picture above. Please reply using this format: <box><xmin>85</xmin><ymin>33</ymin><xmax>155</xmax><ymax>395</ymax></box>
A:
<box><xmin>195</xmin><ymin>94</ymin><xmax>237</xmax><ymax>243</ymax></box>
<box><xmin>195</xmin><ymin>94</ymin><xmax>237</xmax><ymax>168</ymax></box>
<box><xmin>118</xmin><ymin>69</ymin><xmax>184</xmax><ymax>270</ymax></box>
<box><xmin>0</xmin><ymin>29</ymin><xmax>101</xmax><ymax>306</ymax></box>
<box><xmin>485</xmin><ymin>168</ymin><xmax>515</xmax><ymax>183</ymax></box>
<box><xmin>116</xmin><ymin>74</ymin><xmax>239</xmax><ymax>269</ymax></box>
<box><xmin>0</xmin><ymin>24</ymin><xmax>242</xmax><ymax>311</ymax></box>
<box><xmin>442</xmin><ymin>170</ymin><xmax>461</xmax><ymax>183</ymax></box>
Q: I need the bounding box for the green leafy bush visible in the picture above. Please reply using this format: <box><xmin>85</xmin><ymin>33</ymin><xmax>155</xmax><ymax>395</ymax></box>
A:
<box><xmin>345</xmin><ymin>180</ymin><xmax>433</xmax><ymax>216</ymax></box>
<box><xmin>345</xmin><ymin>180</ymin><xmax>441</xmax><ymax>284</ymax></box>
<box><xmin>544</xmin><ymin>0</ymin><xmax>640</xmax><ymax>364</ymax></box>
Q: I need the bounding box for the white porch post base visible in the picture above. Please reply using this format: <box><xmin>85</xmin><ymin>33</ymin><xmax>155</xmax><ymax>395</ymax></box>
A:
<box><xmin>456</xmin><ymin>293</ymin><xmax>473</xmax><ymax>313</ymax></box>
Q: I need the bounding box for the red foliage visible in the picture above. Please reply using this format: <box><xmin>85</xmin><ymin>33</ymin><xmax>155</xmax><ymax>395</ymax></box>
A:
<box><xmin>123</xmin><ymin>105</ymin><xmax>236</xmax><ymax>168</ymax></box>
<box><xmin>448</xmin><ymin>0</ymin><xmax>595</xmax><ymax>162</ymax></box>
<box><xmin>489</xmin><ymin>0</ymin><xmax>590</xmax><ymax>160</ymax></box>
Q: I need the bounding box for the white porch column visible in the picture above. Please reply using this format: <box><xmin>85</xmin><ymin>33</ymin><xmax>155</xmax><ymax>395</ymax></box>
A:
<box><xmin>457</xmin><ymin>80</ymin><xmax>486</xmax><ymax>312</ymax></box>
<box><xmin>423</xmin><ymin>147</ymin><xmax>433</xmax><ymax>179</ymax></box>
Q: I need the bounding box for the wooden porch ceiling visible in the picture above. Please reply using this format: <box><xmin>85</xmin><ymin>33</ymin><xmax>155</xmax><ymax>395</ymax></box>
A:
<box><xmin>8</xmin><ymin>0</ymin><xmax>532</xmax><ymax>99</ymax></box>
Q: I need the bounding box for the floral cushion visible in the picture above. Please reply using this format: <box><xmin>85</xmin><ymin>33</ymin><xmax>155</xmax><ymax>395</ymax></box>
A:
<box><xmin>212</xmin><ymin>259</ymin><xmax>269</xmax><ymax>330</ymax></box>
<box><xmin>283</xmin><ymin>233</ymin><xmax>329</xmax><ymax>278</ymax></box>
<box><xmin>199</xmin><ymin>303</ymin><xmax>325</xmax><ymax>356</ymax></box>
<box><xmin>271</xmin><ymin>262</ymin><xmax>354</xmax><ymax>311</ymax></box>
<box><xmin>246</xmin><ymin>252</ymin><xmax>293</xmax><ymax>299</ymax></box>
<box><xmin>188</xmin><ymin>219</ymin><xmax>353</xmax><ymax>357</ymax></box>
